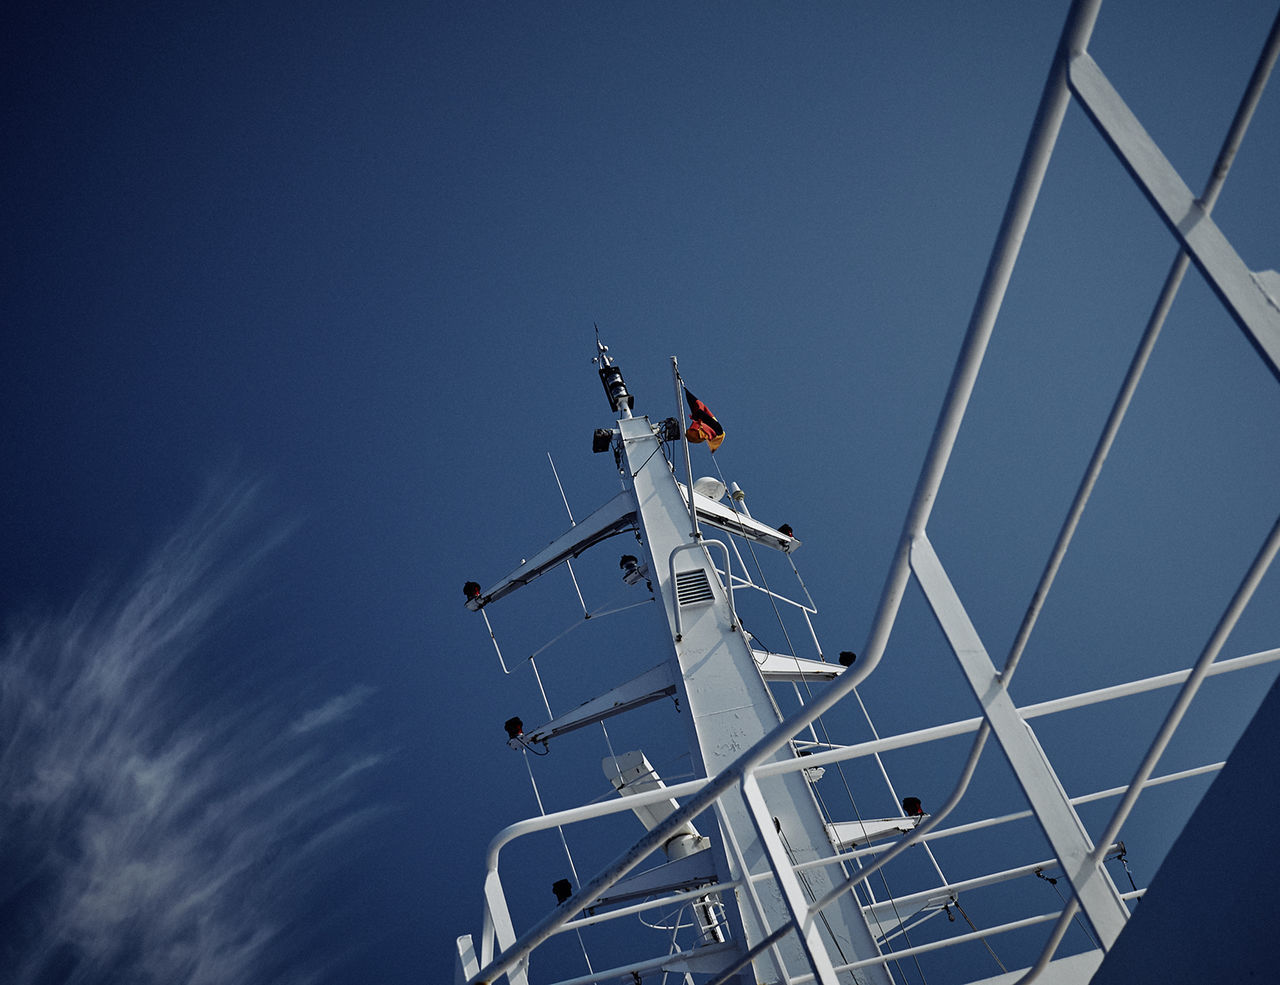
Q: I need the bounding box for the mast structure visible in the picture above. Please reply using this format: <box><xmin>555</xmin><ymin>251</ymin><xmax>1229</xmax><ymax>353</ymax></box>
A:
<box><xmin>457</xmin><ymin>5</ymin><xmax>1280</xmax><ymax>982</ymax></box>
<box><xmin>464</xmin><ymin>342</ymin><xmax>891</xmax><ymax>984</ymax></box>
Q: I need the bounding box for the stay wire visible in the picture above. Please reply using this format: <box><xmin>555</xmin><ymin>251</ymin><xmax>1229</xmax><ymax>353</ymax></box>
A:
<box><xmin>523</xmin><ymin>750</ymin><xmax>596</xmax><ymax>976</ymax></box>
<box><xmin>704</xmin><ymin>466</ymin><xmax>942</xmax><ymax>887</ymax></box>
<box><xmin>630</xmin><ymin>439</ymin><xmax>667</xmax><ymax>478</ymax></box>
<box><xmin>1036</xmin><ymin>867</ymin><xmax>1099</xmax><ymax>951</ymax></box>
<box><xmin>1115</xmin><ymin>849</ymin><xmax>1138</xmax><ymax>893</ymax></box>
<box><xmin>709</xmin><ymin>456</ymin><xmax>929</xmax><ymax>985</ymax></box>
<box><xmin>849</xmin><ymin>684</ymin><xmax>951</xmax><ymax>889</ymax></box>
<box><xmin>805</xmin><ymin>775</ymin><xmax>919</xmax><ymax>985</ymax></box>
<box><xmin>951</xmin><ymin>901</ymin><xmax>1008</xmax><ymax>974</ymax></box>
<box><xmin>775</xmin><ymin>827</ymin><xmax>855</xmax><ymax>969</ymax></box>
<box><xmin>716</xmin><ymin>451</ymin><xmax>947</xmax><ymax>894</ymax></box>
<box><xmin>544</xmin><ymin>454</ymin><xmax>629</xmax><ymax>785</ymax></box>
<box><xmin>510</xmin><ymin>446</ymin><xmax>600</xmax><ymax>975</ymax></box>
<box><xmin>778</xmin><ymin>824</ymin><xmax>926</xmax><ymax>985</ymax></box>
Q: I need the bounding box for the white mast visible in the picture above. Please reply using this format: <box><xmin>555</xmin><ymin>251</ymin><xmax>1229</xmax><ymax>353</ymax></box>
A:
<box><xmin>459</xmin><ymin>6</ymin><xmax>1280</xmax><ymax>980</ymax></box>
<box><xmin>620</xmin><ymin>355</ymin><xmax>890</xmax><ymax>984</ymax></box>
<box><xmin>466</xmin><ymin>341</ymin><xmax>892</xmax><ymax>984</ymax></box>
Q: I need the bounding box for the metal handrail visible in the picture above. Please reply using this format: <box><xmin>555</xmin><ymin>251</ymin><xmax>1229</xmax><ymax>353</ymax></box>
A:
<box><xmin>473</xmin><ymin>648</ymin><xmax>1278</xmax><ymax>974</ymax></box>
<box><xmin>478</xmin><ymin>647</ymin><xmax>1277</xmax><ymax>874</ymax></box>
<box><xmin>669</xmin><ymin>538</ymin><xmax>735</xmax><ymax>639</ymax></box>
<box><xmin>466</xmin><ymin>0</ymin><xmax>1280</xmax><ymax>976</ymax></box>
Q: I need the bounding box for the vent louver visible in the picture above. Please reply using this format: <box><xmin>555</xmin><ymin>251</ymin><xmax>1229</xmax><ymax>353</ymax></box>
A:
<box><xmin>674</xmin><ymin>569</ymin><xmax>714</xmax><ymax>606</ymax></box>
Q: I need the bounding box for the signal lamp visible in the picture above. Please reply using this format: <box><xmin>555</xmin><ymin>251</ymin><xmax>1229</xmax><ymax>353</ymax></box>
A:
<box><xmin>620</xmin><ymin>554</ymin><xmax>647</xmax><ymax>586</ymax></box>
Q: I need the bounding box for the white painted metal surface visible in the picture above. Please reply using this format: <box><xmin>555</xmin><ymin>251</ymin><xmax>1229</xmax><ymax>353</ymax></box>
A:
<box><xmin>456</xmin><ymin>2</ymin><xmax>1280</xmax><ymax>982</ymax></box>
<box><xmin>618</xmin><ymin>408</ymin><xmax>893</xmax><ymax>984</ymax></box>
<box><xmin>909</xmin><ymin>534</ymin><xmax>1129</xmax><ymax>947</ymax></box>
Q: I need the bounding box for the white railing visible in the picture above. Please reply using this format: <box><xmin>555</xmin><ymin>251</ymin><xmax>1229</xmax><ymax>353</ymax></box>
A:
<box><xmin>462</xmin><ymin>0</ymin><xmax>1280</xmax><ymax>980</ymax></box>
<box><xmin>467</xmin><ymin>648</ymin><xmax>1280</xmax><ymax>984</ymax></box>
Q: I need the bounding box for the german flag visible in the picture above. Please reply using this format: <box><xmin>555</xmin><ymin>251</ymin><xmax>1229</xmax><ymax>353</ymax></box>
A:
<box><xmin>684</xmin><ymin>388</ymin><xmax>725</xmax><ymax>452</ymax></box>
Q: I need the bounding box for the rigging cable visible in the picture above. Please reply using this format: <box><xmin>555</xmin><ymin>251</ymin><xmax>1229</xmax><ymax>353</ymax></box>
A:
<box><xmin>1114</xmin><ymin>847</ymin><xmax>1138</xmax><ymax>893</ymax></box>
<box><xmin>707</xmin><ymin>457</ymin><xmax>928</xmax><ymax>985</ymax></box>
<box><xmin>629</xmin><ymin>439</ymin><xmax>667</xmax><ymax>478</ymax></box>
<box><xmin>522</xmin><ymin>749</ymin><xmax>596</xmax><ymax>977</ymax></box>
<box><xmin>1036</xmin><ymin>867</ymin><xmax>1099</xmax><ymax>951</ymax></box>
<box><xmin>802</xmin><ymin>762</ymin><xmax>918</xmax><ymax>985</ymax></box>
<box><xmin>515</xmin><ymin>630</ymin><xmax>598</xmax><ymax>971</ymax></box>
<box><xmin>944</xmin><ymin>902</ymin><xmax>1008</xmax><ymax>974</ymax></box>
<box><xmin>774</xmin><ymin>825</ymin><xmax>856</xmax><ymax>969</ymax></box>
<box><xmin>544</xmin><ymin>452</ymin><xmax>628</xmax><ymax>816</ymax></box>
<box><xmin>528</xmin><ymin>655</ymin><xmax>554</xmax><ymax>721</ymax></box>
<box><xmin>848</xmin><ymin>684</ymin><xmax>951</xmax><ymax>888</ymax></box>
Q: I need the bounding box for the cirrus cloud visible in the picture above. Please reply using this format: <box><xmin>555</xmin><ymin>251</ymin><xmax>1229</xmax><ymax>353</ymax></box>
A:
<box><xmin>0</xmin><ymin>482</ymin><xmax>382</xmax><ymax>985</ymax></box>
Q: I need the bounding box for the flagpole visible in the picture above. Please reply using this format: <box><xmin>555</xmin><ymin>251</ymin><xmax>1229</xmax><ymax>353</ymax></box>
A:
<box><xmin>671</xmin><ymin>356</ymin><xmax>701</xmax><ymax>540</ymax></box>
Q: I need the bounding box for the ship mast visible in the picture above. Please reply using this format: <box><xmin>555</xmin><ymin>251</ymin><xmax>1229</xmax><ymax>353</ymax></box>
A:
<box><xmin>610</xmin><ymin>350</ymin><xmax>891</xmax><ymax>984</ymax></box>
<box><xmin>469</xmin><ymin>340</ymin><xmax>893</xmax><ymax>984</ymax></box>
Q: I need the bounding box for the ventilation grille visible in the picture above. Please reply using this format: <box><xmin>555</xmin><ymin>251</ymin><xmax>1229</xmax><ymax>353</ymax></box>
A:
<box><xmin>674</xmin><ymin>569</ymin><xmax>714</xmax><ymax>606</ymax></box>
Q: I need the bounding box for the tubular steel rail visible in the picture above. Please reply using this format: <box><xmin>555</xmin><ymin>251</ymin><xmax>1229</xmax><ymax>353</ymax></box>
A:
<box><xmin>463</xmin><ymin>1</ymin><xmax>1280</xmax><ymax>982</ymax></box>
<box><xmin>468</xmin><ymin>651</ymin><xmax>1280</xmax><ymax>984</ymax></box>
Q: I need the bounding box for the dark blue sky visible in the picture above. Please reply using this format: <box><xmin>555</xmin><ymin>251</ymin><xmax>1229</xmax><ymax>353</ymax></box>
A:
<box><xmin>3</xmin><ymin>2</ymin><xmax>1277</xmax><ymax>983</ymax></box>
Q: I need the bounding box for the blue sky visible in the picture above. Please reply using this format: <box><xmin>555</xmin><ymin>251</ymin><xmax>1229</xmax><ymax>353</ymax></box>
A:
<box><xmin>3</xmin><ymin>2</ymin><xmax>1277</xmax><ymax>983</ymax></box>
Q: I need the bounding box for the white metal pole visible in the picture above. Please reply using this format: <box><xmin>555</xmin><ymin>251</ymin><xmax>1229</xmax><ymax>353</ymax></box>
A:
<box><xmin>671</xmin><ymin>356</ymin><xmax>700</xmax><ymax>539</ymax></box>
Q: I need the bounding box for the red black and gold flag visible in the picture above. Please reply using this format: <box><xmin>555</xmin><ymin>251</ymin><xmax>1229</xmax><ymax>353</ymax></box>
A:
<box><xmin>684</xmin><ymin>388</ymin><xmax>725</xmax><ymax>452</ymax></box>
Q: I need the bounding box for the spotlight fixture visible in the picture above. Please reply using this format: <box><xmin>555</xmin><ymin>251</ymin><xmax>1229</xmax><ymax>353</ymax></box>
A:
<box><xmin>620</xmin><ymin>554</ymin><xmax>648</xmax><ymax>586</ymax></box>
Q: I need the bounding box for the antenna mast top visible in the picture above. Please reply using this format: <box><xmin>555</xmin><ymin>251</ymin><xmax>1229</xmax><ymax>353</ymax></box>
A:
<box><xmin>595</xmin><ymin>329</ymin><xmax>634</xmax><ymax>417</ymax></box>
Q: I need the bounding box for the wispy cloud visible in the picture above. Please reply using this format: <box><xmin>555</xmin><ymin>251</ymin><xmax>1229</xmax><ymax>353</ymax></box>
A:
<box><xmin>0</xmin><ymin>482</ymin><xmax>381</xmax><ymax>985</ymax></box>
<box><xmin>290</xmin><ymin>686</ymin><xmax>377</xmax><ymax>736</ymax></box>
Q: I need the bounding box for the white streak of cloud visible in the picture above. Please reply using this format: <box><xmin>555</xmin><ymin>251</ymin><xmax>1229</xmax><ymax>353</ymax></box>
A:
<box><xmin>290</xmin><ymin>685</ymin><xmax>376</xmax><ymax>736</ymax></box>
<box><xmin>0</xmin><ymin>482</ymin><xmax>382</xmax><ymax>985</ymax></box>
